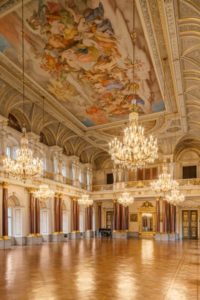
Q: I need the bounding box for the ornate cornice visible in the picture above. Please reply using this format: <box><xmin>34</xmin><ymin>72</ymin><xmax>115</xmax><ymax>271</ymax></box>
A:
<box><xmin>0</xmin><ymin>0</ymin><xmax>31</xmax><ymax>18</ymax></box>
<box><xmin>160</xmin><ymin>0</ymin><xmax>188</xmax><ymax>132</ymax></box>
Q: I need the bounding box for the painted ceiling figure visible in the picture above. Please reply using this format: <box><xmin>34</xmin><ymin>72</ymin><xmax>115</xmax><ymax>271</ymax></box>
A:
<box><xmin>0</xmin><ymin>0</ymin><xmax>165</xmax><ymax>127</ymax></box>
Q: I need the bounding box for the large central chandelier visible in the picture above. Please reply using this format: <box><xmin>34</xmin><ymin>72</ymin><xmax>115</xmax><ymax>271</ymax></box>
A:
<box><xmin>109</xmin><ymin>112</ymin><xmax>158</xmax><ymax>169</ymax></box>
<box><xmin>78</xmin><ymin>194</ymin><xmax>93</xmax><ymax>207</ymax></box>
<box><xmin>34</xmin><ymin>184</ymin><xmax>55</xmax><ymax>200</ymax></box>
<box><xmin>108</xmin><ymin>0</ymin><xmax>158</xmax><ymax>170</ymax></box>
<box><xmin>166</xmin><ymin>189</ymin><xmax>185</xmax><ymax>205</ymax></box>
<box><xmin>117</xmin><ymin>192</ymin><xmax>134</xmax><ymax>207</ymax></box>
<box><xmin>3</xmin><ymin>128</ymin><xmax>43</xmax><ymax>181</ymax></box>
<box><xmin>151</xmin><ymin>164</ymin><xmax>178</xmax><ymax>194</ymax></box>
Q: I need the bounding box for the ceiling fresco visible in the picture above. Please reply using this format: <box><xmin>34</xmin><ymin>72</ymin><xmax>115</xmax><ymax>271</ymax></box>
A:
<box><xmin>0</xmin><ymin>0</ymin><xmax>165</xmax><ymax>127</ymax></box>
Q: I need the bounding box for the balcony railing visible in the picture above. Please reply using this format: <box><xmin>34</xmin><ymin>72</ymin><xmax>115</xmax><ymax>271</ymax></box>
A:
<box><xmin>0</xmin><ymin>169</ymin><xmax>88</xmax><ymax>191</ymax></box>
<box><xmin>92</xmin><ymin>178</ymin><xmax>200</xmax><ymax>192</ymax></box>
<box><xmin>92</xmin><ymin>184</ymin><xmax>113</xmax><ymax>192</ymax></box>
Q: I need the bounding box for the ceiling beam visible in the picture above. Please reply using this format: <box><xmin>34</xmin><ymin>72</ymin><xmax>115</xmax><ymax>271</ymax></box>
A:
<box><xmin>158</xmin><ymin>0</ymin><xmax>188</xmax><ymax>133</ymax></box>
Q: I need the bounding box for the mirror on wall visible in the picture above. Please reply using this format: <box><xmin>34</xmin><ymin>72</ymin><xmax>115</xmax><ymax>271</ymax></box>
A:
<box><xmin>138</xmin><ymin>201</ymin><xmax>156</xmax><ymax>238</ymax></box>
<box><xmin>142</xmin><ymin>213</ymin><xmax>153</xmax><ymax>232</ymax></box>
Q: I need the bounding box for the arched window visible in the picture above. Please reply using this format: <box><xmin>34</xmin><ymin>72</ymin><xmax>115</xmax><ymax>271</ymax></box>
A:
<box><xmin>6</xmin><ymin>146</ymin><xmax>11</xmax><ymax>158</ymax></box>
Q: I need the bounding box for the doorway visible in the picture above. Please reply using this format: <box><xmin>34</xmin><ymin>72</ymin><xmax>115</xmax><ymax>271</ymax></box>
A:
<box><xmin>106</xmin><ymin>211</ymin><xmax>113</xmax><ymax>229</ymax></box>
<box><xmin>40</xmin><ymin>209</ymin><xmax>49</xmax><ymax>235</ymax></box>
<box><xmin>63</xmin><ymin>210</ymin><xmax>70</xmax><ymax>234</ymax></box>
<box><xmin>182</xmin><ymin>210</ymin><xmax>198</xmax><ymax>239</ymax></box>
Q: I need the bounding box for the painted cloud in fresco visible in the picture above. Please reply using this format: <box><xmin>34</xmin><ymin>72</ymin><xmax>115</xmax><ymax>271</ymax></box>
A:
<box><xmin>0</xmin><ymin>0</ymin><xmax>165</xmax><ymax>126</ymax></box>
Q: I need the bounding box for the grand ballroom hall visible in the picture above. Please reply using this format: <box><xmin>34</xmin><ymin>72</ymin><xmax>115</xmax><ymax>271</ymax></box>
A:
<box><xmin>0</xmin><ymin>0</ymin><xmax>200</xmax><ymax>299</ymax></box>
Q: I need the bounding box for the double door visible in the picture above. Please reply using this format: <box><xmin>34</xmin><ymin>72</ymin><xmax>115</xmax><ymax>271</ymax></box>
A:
<box><xmin>106</xmin><ymin>211</ymin><xmax>113</xmax><ymax>229</ymax></box>
<box><xmin>182</xmin><ymin>210</ymin><xmax>198</xmax><ymax>239</ymax></box>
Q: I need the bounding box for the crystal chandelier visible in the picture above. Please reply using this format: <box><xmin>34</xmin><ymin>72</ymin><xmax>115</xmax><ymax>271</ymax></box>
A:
<box><xmin>3</xmin><ymin>128</ymin><xmax>43</xmax><ymax>181</ymax></box>
<box><xmin>117</xmin><ymin>192</ymin><xmax>134</xmax><ymax>207</ymax></box>
<box><xmin>151</xmin><ymin>164</ymin><xmax>179</xmax><ymax>194</ymax></box>
<box><xmin>78</xmin><ymin>194</ymin><xmax>93</xmax><ymax>207</ymax></box>
<box><xmin>3</xmin><ymin>0</ymin><xmax>43</xmax><ymax>181</ymax></box>
<box><xmin>108</xmin><ymin>0</ymin><xmax>158</xmax><ymax>170</ymax></box>
<box><xmin>109</xmin><ymin>112</ymin><xmax>158</xmax><ymax>169</ymax></box>
<box><xmin>34</xmin><ymin>184</ymin><xmax>55</xmax><ymax>200</ymax></box>
<box><xmin>166</xmin><ymin>189</ymin><xmax>185</xmax><ymax>205</ymax></box>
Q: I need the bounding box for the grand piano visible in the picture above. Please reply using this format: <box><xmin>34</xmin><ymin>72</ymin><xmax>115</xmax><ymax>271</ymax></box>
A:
<box><xmin>99</xmin><ymin>228</ymin><xmax>112</xmax><ymax>237</ymax></box>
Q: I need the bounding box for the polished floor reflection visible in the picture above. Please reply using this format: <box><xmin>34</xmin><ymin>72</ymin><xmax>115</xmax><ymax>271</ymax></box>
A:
<box><xmin>0</xmin><ymin>239</ymin><xmax>199</xmax><ymax>300</ymax></box>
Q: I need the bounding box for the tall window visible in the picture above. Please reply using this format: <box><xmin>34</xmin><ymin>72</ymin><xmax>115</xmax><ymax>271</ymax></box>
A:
<box><xmin>182</xmin><ymin>166</ymin><xmax>197</xmax><ymax>179</ymax></box>
<box><xmin>8</xmin><ymin>208</ymin><xmax>12</xmax><ymax>236</ymax></box>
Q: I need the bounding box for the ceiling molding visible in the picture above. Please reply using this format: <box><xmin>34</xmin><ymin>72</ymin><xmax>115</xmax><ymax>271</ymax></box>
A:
<box><xmin>0</xmin><ymin>0</ymin><xmax>31</xmax><ymax>18</ymax></box>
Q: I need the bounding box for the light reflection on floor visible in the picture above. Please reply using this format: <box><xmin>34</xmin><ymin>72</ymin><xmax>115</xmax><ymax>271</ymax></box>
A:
<box><xmin>0</xmin><ymin>238</ymin><xmax>199</xmax><ymax>300</ymax></box>
<box><xmin>141</xmin><ymin>239</ymin><xmax>154</xmax><ymax>263</ymax></box>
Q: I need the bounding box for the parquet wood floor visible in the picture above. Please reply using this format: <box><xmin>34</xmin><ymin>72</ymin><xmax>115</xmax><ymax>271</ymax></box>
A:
<box><xmin>0</xmin><ymin>238</ymin><xmax>199</xmax><ymax>300</ymax></box>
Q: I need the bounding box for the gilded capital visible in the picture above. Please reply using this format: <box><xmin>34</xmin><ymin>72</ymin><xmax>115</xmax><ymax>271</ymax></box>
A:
<box><xmin>2</xmin><ymin>182</ymin><xmax>8</xmax><ymax>188</ymax></box>
<box><xmin>72</xmin><ymin>197</ymin><xmax>77</xmax><ymax>201</ymax></box>
<box><xmin>26</xmin><ymin>187</ymin><xmax>36</xmax><ymax>193</ymax></box>
<box><xmin>55</xmin><ymin>192</ymin><xmax>63</xmax><ymax>198</ymax></box>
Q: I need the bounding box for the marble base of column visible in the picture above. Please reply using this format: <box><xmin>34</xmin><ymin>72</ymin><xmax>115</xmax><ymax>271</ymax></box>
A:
<box><xmin>154</xmin><ymin>233</ymin><xmax>169</xmax><ymax>241</ymax></box>
<box><xmin>112</xmin><ymin>230</ymin><xmax>128</xmax><ymax>239</ymax></box>
<box><xmin>168</xmin><ymin>233</ymin><xmax>179</xmax><ymax>241</ymax></box>
<box><xmin>127</xmin><ymin>231</ymin><xmax>139</xmax><ymax>238</ymax></box>
<box><xmin>0</xmin><ymin>239</ymin><xmax>4</xmax><ymax>249</ymax></box>
<box><xmin>69</xmin><ymin>231</ymin><xmax>81</xmax><ymax>239</ymax></box>
<box><xmin>42</xmin><ymin>234</ymin><xmax>51</xmax><ymax>242</ymax></box>
<box><xmin>155</xmin><ymin>232</ymin><xmax>179</xmax><ymax>241</ymax></box>
<box><xmin>4</xmin><ymin>239</ymin><xmax>12</xmax><ymax>249</ymax></box>
<box><xmin>1</xmin><ymin>236</ymin><xmax>12</xmax><ymax>249</ymax></box>
<box><xmin>26</xmin><ymin>235</ymin><xmax>43</xmax><ymax>245</ymax></box>
<box><xmin>14</xmin><ymin>237</ymin><xmax>27</xmax><ymax>246</ymax></box>
<box><xmin>85</xmin><ymin>230</ymin><xmax>93</xmax><ymax>238</ymax></box>
<box><xmin>51</xmin><ymin>232</ymin><xmax>64</xmax><ymax>242</ymax></box>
